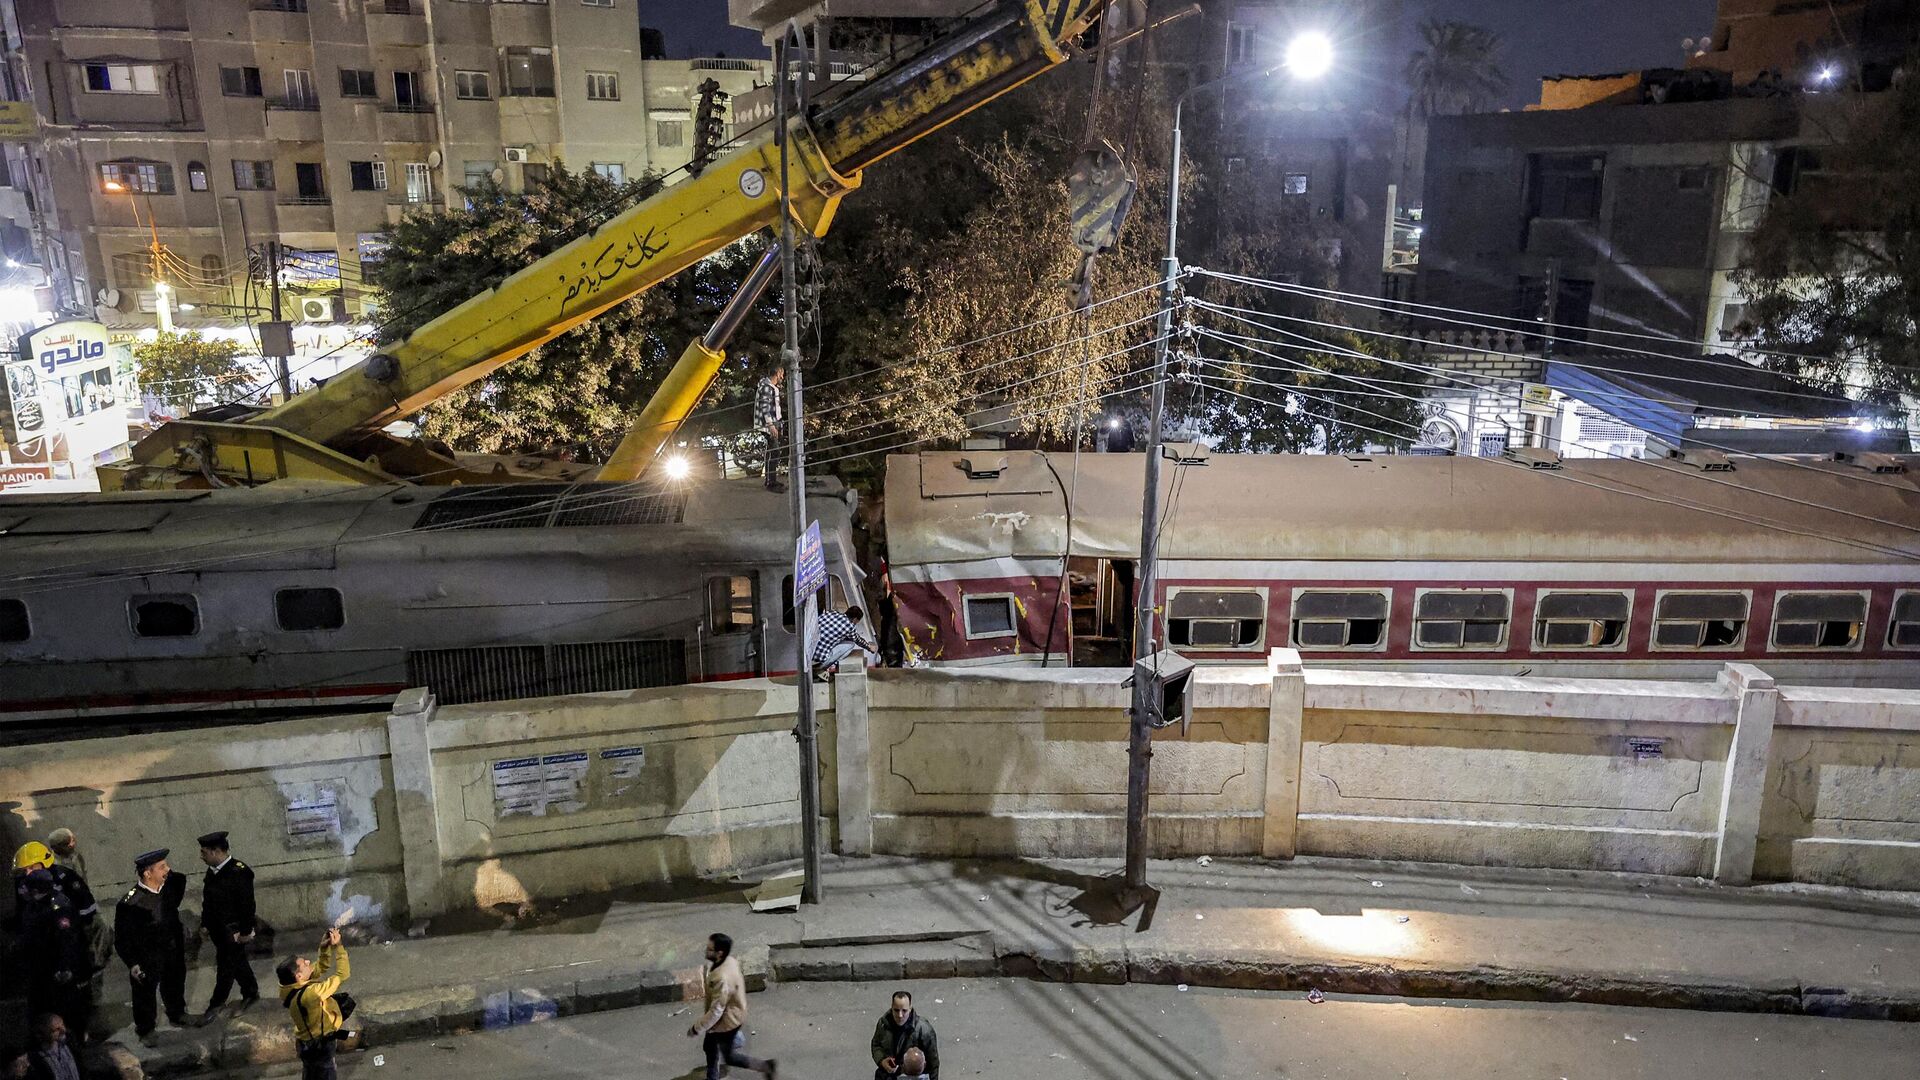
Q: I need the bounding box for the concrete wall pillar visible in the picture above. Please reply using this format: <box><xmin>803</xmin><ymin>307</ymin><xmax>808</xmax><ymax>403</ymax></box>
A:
<box><xmin>1713</xmin><ymin>663</ymin><xmax>1779</xmax><ymax>885</ymax></box>
<box><xmin>1261</xmin><ymin>648</ymin><xmax>1306</xmax><ymax>859</ymax></box>
<box><xmin>833</xmin><ymin>653</ymin><xmax>874</xmax><ymax>856</ymax></box>
<box><xmin>385</xmin><ymin>687</ymin><xmax>446</xmax><ymax>920</ymax></box>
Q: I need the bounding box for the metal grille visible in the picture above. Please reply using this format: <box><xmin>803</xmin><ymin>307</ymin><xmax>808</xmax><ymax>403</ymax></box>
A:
<box><xmin>412</xmin><ymin>483</ymin><xmax>684</xmax><ymax>531</ymax></box>
<box><xmin>407</xmin><ymin>639</ymin><xmax>687</xmax><ymax>705</ymax></box>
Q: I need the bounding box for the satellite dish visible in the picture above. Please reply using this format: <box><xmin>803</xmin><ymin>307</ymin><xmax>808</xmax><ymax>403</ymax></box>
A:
<box><xmin>1682</xmin><ymin>37</ymin><xmax>1696</xmax><ymax>50</ymax></box>
<box><xmin>98</xmin><ymin>287</ymin><xmax>121</xmax><ymax>308</ymax></box>
<box><xmin>426</xmin><ymin>149</ymin><xmax>443</xmax><ymax>169</ymax></box>
<box><xmin>490</xmin><ymin>167</ymin><xmax>506</xmax><ymax>184</ymax></box>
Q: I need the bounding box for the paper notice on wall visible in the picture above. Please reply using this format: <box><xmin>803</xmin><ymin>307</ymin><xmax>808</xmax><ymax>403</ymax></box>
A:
<box><xmin>601</xmin><ymin>746</ymin><xmax>646</xmax><ymax>796</ymax></box>
<box><xmin>493</xmin><ymin>752</ymin><xmax>590</xmax><ymax>818</ymax></box>
<box><xmin>285</xmin><ymin>789</ymin><xmax>341</xmax><ymax>846</ymax></box>
<box><xmin>542</xmin><ymin>751</ymin><xmax>589</xmax><ymax>815</ymax></box>
<box><xmin>1626</xmin><ymin>736</ymin><xmax>1665</xmax><ymax>760</ymax></box>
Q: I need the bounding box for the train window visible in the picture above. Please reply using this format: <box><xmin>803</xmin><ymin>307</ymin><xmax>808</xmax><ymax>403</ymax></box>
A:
<box><xmin>1771</xmin><ymin>591</ymin><xmax>1867</xmax><ymax>650</ymax></box>
<box><xmin>1291</xmin><ymin>589</ymin><xmax>1389</xmax><ymax>650</ymax></box>
<box><xmin>1652</xmin><ymin>591</ymin><xmax>1747</xmax><ymax>649</ymax></box>
<box><xmin>964</xmin><ymin>594</ymin><xmax>1018</xmax><ymax>639</ymax></box>
<box><xmin>780</xmin><ymin>574</ymin><xmax>845</xmax><ymax>631</ymax></box>
<box><xmin>706</xmin><ymin>575</ymin><xmax>755</xmax><ymax>635</ymax></box>
<box><xmin>130</xmin><ymin>594</ymin><xmax>199</xmax><ymax>638</ymax></box>
<box><xmin>0</xmin><ymin>598</ymin><xmax>27</xmax><ymax>642</ymax></box>
<box><xmin>1413</xmin><ymin>590</ymin><xmax>1510</xmax><ymax>649</ymax></box>
<box><xmin>276</xmin><ymin>587</ymin><xmax>344</xmax><ymax>632</ymax></box>
<box><xmin>1533</xmin><ymin>590</ymin><xmax>1630</xmax><ymax>649</ymax></box>
<box><xmin>1167</xmin><ymin>588</ymin><xmax>1266</xmax><ymax>649</ymax></box>
<box><xmin>1890</xmin><ymin>591</ymin><xmax>1920</xmax><ymax>648</ymax></box>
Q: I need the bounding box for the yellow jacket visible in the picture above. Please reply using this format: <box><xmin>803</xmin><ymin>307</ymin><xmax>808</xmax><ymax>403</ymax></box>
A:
<box><xmin>280</xmin><ymin>943</ymin><xmax>349</xmax><ymax>1042</ymax></box>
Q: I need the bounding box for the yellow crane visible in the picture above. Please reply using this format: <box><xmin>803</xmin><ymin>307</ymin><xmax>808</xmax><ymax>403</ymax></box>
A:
<box><xmin>103</xmin><ymin>0</ymin><xmax>1110</xmax><ymax>491</ymax></box>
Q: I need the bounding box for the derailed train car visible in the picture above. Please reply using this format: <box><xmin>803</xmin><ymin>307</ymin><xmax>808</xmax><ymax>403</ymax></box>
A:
<box><xmin>884</xmin><ymin>451</ymin><xmax>1920</xmax><ymax>686</ymax></box>
<box><xmin>0</xmin><ymin>477</ymin><xmax>864</xmax><ymax>725</ymax></box>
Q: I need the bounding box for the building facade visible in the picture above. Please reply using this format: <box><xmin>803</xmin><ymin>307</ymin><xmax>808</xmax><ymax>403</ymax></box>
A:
<box><xmin>5</xmin><ymin>0</ymin><xmax>769</xmax><ymax>339</ymax></box>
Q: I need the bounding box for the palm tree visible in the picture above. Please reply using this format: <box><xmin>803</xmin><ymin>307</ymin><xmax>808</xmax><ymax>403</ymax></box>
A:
<box><xmin>1405</xmin><ymin>19</ymin><xmax>1509</xmax><ymax>120</ymax></box>
<box><xmin>1399</xmin><ymin>20</ymin><xmax>1508</xmax><ymax>205</ymax></box>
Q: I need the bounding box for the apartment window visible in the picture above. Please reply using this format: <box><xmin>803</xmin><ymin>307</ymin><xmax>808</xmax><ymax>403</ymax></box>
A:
<box><xmin>1167</xmin><ymin>588</ymin><xmax>1266</xmax><ymax>650</ymax></box>
<box><xmin>110</xmin><ymin>252</ymin><xmax>151</xmax><ymax>288</ymax></box>
<box><xmin>1771</xmin><ymin>591</ymin><xmax>1868</xmax><ymax>650</ymax></box>
<box><xmin>1652</xmin><ymin>591</ymin><xmax>1748</xmax><ymax>649</ymax></box>
<box><xmin>383</xmin><ymin>0</ymin><xmax>413</xmax><ymax>12</ymax></box>
<box><xmin>522</xmin><ymin>163</ymin><xmax>549</xmax><ymax>188</ymax></box>
<box><xmin>231</xmin><ymin>160</ymin><xmax>273</xmax><ymax>191</ymax></box>
<box><xmin>0</xmin><ymin>598</ymin><xmax>27</xmax><ymax>642</ymax></box>
<box><xmin>1413</xmin><ymin>590</ymin><xmax>1511</xmax><ymax>650</ymax></box>
<box><xmin>590</xmin><ymin>161</ymin><xmax>625</xmax><ymax>183</ymax></box>
<box><xmin>454</xmin><ymin>70</ymin><xmax>491</xmax><ymax>100</ymax></box>
<box><xmin>1283</xmin><ymin>173</ymin><xmax>1309</xmax><ymax>196</ymax></box>
<box><xmin>99</xmin><ymin>160</ymin><xmax>174</xmax><ymax>194</ymax></box>
<box><xmin>1676</xmin><ymin>166</ymin><xmax>1712</xmax><ymax>191</ymax></box>
<box><xmin>219</xmin><ymin>66</ymin><xmax>262</xmax><ymax>98</ymax></box>
<box><xmin>1528</xmin><ymin>153</ymin><xmax>1604</xmax><ymax>220</ymax></box>
<box><xmin>284</xmin><ymin>69</ymin><xmax>316</xmax><ymax>106</ymax></box>
<box><xmin>393</xmin><ymin>71</ymin><xmax>424</xmax><ymax>108</ymax></box>
<box><xmin>1292</xmin><ymin>589</ymin><xmax>1390</xmax><ymax>650</ymax></box>
<box><xmin>404</xmin><ymin>161</ymin><xmax>432</xmax><ymax>203</ymax></box>
<box><xmin>656</xmin><ymin>119</ymin><xmax>684</xmax><ymax>147</ymax></box>
<box><xmin>582</xmin><ymin>0</ymin><xmax>614</xmax><ymax>6</ymax></box>
<box><xmin>500</xmin><ymin>47</ymin><xmax>555</xmax><ymax>97</ymax></box>
<box><xmin>339</xmin><ymin>68</ymin><xmax>377</xmax><ymax>98</ymax></box>
<box><xmin>276</xmin><ymin>587</ymin><xmax>344</xmax><ymax>632</ymax></box>
<box><xmin>463</xmin><ymin>159</ymin><xmax>497</xmax><ymax>190</ymax></box>
<box><xmin>83</xmin><ymin>63</ymin><xmax>159</xmax><ymax>94</ymax></box>
<box><xmin>1890</xmin><ymin>592</ymin><xmax>1920</xmax><ymax>648</ymax></box>
<box><xmin>1534</xmin><ymin>590</ymin><xmax>1631</xmax><ymax>649</ymax></box>
<box><xmin>1225</xmin><ymin>22</ymin><xmax>1257</xmax><ymax>67</ymax></box>
<box><xmin>963</xmin><ymin>594</ymin><xmax>1017</xmax><ymax>639</ymax></box>
<box><xmin>586</xmin><ymin>71</ymin><xmax>619</xmax><ymax>101</ymax></box>
<box><xmin>130</xmin><ymin>594</ymin><xmax>199</xmax><ymax>637</ymax></box>
<box><xmin>200</xmin><ymin>254</ymin><xmax>226</xmax><ymax>281</ymax></box>
<box><xmin>294</xmin><ymin>162</ymin><xmax>326</xmax><ymax>200</ymax></box>
<box><xmin>706</xmin><ymin>575</ymin><xmax>754</xmax><ymax>635</ymax></box>
<box><xmin>186</xmin><ymin>161</ymin><xmax>208</xmax><ymax>191</ymax></box>
<box><xmin>349</xmin><ymin>160</ymin><xmax>387</xmax><ymax>191</ymax></box>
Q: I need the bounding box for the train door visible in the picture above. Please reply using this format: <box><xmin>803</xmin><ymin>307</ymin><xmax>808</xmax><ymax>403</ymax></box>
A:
<box><xmin>1068</xmin><ymin>556</ymin><xmax>1133</xmax><ymax>667</ymax></box>
<box><xmin>701</xmin><ymin>572</ymin><xmax>761</xmax><ymax>678</ymax></box>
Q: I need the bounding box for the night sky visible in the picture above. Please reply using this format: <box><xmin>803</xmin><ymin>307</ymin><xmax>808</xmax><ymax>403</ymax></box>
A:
<box><xmin>652</xmin><ymin>0</ymin><xmax>1723</xmax><ymax>109</ymax></box>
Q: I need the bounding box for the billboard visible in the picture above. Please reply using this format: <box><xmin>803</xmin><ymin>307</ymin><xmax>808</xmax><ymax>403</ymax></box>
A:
<box><xmin>7</xmin><ymin>320</ymin><xmax>128</xmax><ymax>463</ymax></box>
<box><xmin>0</xmin><ymin>101</ymin><xmax>36</xmax><ymax>141</ymax></box>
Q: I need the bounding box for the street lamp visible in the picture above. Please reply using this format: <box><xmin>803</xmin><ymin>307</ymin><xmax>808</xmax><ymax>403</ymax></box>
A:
<box><xmin>103</xmin><ymin>177</ymin><xmax>173</xmax><ymax>332</ymax></box>
<box><xmin>1123</xmin><ymin>31</ymin><xmax>1335</xmax><ymax>897</ymax></box>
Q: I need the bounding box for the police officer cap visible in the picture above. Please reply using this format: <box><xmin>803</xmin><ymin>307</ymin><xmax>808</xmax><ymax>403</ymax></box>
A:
<box><xmin>134</xmin><ymin>848</ymin><xmax>169</xmax><ymax>871</ymax></box>
<box><xmin>197</xmin><ymin>831</ymin><xmax>230</xmax><ymax>850</ymax></box>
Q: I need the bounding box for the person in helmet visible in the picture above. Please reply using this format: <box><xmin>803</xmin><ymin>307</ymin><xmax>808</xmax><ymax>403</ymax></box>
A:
<box><xmin>13</xmin><ymin>843</ymin><xmax>97</xmax><ymax>926</ymax></box>
<box><xmin>15</xmin><ymin>868</ymin><xmax>92</xmax><ymax>1039</ymax></box>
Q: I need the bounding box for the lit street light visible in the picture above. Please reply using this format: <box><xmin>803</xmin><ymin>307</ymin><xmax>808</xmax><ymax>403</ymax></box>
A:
<box><xmin>1124</xmin><ymin>31</ymin><xmax>1335</xmax><ymax>898</ymax></box>
<box><xmin>104</xmin><ymin>176</ymin><xmax>173</xmax><ymax>332</ymax></box>
<box><xmin>663</xmin><ymin>455</ymin><xmax>692</xmax><ymax>481</ymax></box>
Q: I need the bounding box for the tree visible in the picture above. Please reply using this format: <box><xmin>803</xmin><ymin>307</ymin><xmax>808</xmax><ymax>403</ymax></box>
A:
<box><xmin>1404</xmin><ymin>20</ymin><xmax>1508</xmax><ymax>120</ymax></box>
<box><xmin>1734</xmin><ymin>72</ymin><xmax>1920</xmax><ymax>408</ymax></box>
<box><xmin>365</xmin><ymin>163</ymin><xmax>784</xmax><ymax>459</ymax></box>
<box><xmin>132</xmin><ymin>331</ymin><xmax>251</xmax><ymax>413</ymax></box>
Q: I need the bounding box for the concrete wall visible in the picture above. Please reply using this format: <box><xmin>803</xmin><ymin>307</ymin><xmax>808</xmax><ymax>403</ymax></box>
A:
<box><xmin>8</xmin><ymin>654</ymin><xmax>1920</xmax><ymax>936</ymax></box>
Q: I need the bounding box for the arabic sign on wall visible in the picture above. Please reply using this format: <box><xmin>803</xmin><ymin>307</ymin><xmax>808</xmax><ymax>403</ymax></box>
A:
<box><xmin>0</xmin><ymin>102</ymin><xmax>36</xmax><ymax>141</ymax></box>
<box><xmin>5</xmin><ymin>320</ymin><xmax>128</xmax><ymax>460</ymax></box>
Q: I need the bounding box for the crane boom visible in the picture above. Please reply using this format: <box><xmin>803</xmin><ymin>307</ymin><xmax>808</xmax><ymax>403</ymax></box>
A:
<box><xmin>102</xmin><ymin>0</ymin><xmax>1106</xmax><ymax>490</ymax></box>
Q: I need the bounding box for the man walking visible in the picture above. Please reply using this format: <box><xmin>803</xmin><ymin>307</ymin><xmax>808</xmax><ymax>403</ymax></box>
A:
<box><xmin>278</xmin><ymin>927</ymin><xmax>357</xmax><ymax>1080</ymax></box>
<box><xmin>685</xmin><ymin>932</ymin><xmax>776</xmax><ymax>1080</ymax></box>
<box><xmin>813</xmin><ymin>605</ymin><xmax>878</xmax><ymax>679</ymax></box>
<box><xmin>870</xmin><ymin>990</ymin><xmax>938</xmax><ymax>1079</ymax></box>
<box><xmin>755</xmin><ymin>363</ymin><xmax>785</xmax><ymax>492</ymax></box>
<box><xmin>195</xmin><ymin>831</ymin><xmax>259</xmax><ymax>1023</ymax></box>
<box><xmin>114</xmin><ymin>850</ymin><xmax>188</xmax><ymax>1045</ymax></box>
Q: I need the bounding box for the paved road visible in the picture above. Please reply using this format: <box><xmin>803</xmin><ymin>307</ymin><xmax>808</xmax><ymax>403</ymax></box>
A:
<box><xmin>255</xmin><ymin>978</ymin><xmax>1914</xmax><ymax>1079</ymax></box>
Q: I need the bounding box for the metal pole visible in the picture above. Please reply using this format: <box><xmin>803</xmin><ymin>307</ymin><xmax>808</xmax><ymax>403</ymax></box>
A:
<box><xmin>268</xmin><ymin>240</ymin><xmax>290</xmax><ymax>398</ymax></box>
<box><xmin>778</xmin><ymin>24</ymin><xmax>824</xmax><ymax>906</ymax></box>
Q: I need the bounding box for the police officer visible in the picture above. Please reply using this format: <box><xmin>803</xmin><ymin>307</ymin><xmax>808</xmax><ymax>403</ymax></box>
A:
<box><xmin>16</xmin><ymin>866</ymin><xmax>93</xmax><ymax>1039</ymax></box>
<box><xmin>12</xmin><ymin>841</ymin><xmax>96</xmax><ymax>927</ymax></box>
<box><xmin>196</xmin><ymin>831</ymin><xmax>259</xmax><ymax>1023</ymax></box>
<box><xmin>115</xmin><ymin>849</ymin><xmax>189</xmax><ymax>1044</ymax></box>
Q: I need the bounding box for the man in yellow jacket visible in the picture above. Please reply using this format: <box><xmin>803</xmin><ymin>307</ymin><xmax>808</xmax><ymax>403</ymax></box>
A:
<box><xmin>276</xmin><ymin>928</ymin><xmax>358</xmax><ymax>1080</ymax></box>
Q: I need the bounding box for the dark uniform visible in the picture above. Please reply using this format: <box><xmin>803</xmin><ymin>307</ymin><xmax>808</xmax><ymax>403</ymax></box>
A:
<box><xmin>198</xmin><ymin>831</ymin><xmax>259</xmax><ymax>1011</ymax></box>
<box><xmin>115</xmin><ymin>850</ymin><xmax>189</xmax><ymax>1035</ymax></box>
<box><xmin>17</xmin><ymin>869</ymin><xmax>93</xmax><ymax>1037</ymax></box>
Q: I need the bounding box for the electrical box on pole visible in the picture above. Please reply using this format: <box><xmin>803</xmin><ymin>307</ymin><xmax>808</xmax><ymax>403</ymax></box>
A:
<box><xmin>1126</xmin><ymin>649</ymin><xmax>1195</xmax><ymax>736</ymax></box>
<box><xmin>690</xmin><ymin>78</ymin><xmax>730</xmax><ymax>179</ymax></box>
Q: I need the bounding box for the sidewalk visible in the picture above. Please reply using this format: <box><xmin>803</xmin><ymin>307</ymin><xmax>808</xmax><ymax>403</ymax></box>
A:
<box><xmin>101</xmin><ymin>855</ymin><xmax>1920</xmax><ymax>1076</ymax></box>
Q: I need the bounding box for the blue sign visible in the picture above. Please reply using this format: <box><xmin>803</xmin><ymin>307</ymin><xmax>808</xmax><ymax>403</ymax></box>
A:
<box><xmin>794</xmin><ymin>519</ymin><xmax>825</xmax><ymax>601</ymax></box>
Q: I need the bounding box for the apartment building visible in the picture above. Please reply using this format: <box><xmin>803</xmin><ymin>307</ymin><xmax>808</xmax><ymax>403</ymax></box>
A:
<box><xmin>7</xmin><ymin>0</ymin><xmax>769</xmax><ymax>333</ymax></box>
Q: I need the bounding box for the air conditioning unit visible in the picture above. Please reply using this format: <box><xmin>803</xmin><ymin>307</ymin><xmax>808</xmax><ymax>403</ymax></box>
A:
<box><xmin>298</xmin><ymin>295</ymin><xmax>341</xmax><ymax>323</ymax></box>
<box><xmin>504</xmin><ymin>146</ymin><xmax>531</xmax><ymax>164</ymax></box>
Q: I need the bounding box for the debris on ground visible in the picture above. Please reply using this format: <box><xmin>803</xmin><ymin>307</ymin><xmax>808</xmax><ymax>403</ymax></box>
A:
<box><xmin>747</xmin><ymin>872</ymin><xmax>804</xmax><ymax>913</ymax></box>
<box><xmin>1196</xmin><ymin>855</ymin><xmax>1213</xmax><ymax>866</ymax></box>
<box><xmin>1624</xmin><ymin>1033</ymin><xmax>1639</xmax><ymax>1042</ymax></box>
<box><xmin>373</xmin><ymin>1055</ymin><xmax>385</xmax><ymax>1067</ymax></box>
<box><xmin>1177</xmin><ymin>984</ymin><xmax>1189</xmax><ymax>992</ymax></box>
<box><xmin>1306</xmin><ymin>989</ymin><xmax>1325</xmax><ymax>1004</ymax></box>
<box><xmin>1395</xmin><ymin>915</ymin><xmax>1410</xmax><ymax>923</ymax></box>
<box><xmin>1370</xmin><ymin>881</ymin><xmax>1385</xmax><ymax>888</ymax></box>
<box><xmin>1459</xmin><ymin>884</ymin><xmax>1480</xmax><ymax>897</ymax></box>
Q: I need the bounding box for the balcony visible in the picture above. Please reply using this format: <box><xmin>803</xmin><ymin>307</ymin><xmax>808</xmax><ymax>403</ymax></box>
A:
<box><xmin>385</xmin><ymin>193</ymin><xmax>444</xmax><ymax>224</ymax></box>
<box><xmin>377</xmin><ymin>104</ymin><xmax>436</xmax><ymax>143</ymax></box>
<box><xmin>276</xmin><ymin>196</ymin><xmax>334</xmax><ymax>233</ymax></box>
<box><xmin>265</xmin><ymin>99</ymin><xmax>323</xmax><ymax>142</ymax></box>
<box><xmin>368</xmin><ymin>3</ymin><xmax>428</xmax><ymax>47</ymax></box>
<box><xmin>249</xmin><ymin>1</ymin><xmax>310</xmax><ymax>41</ymax></box>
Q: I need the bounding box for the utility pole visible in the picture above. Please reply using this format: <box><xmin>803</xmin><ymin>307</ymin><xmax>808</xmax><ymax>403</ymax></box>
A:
<box><xmin>777</xmin><ymin>21</ymin><xmax>824</xmax><ymax>905</ymax></box>
<box><xmin>267</xmin><ymin>240</ymin><xmax>291</xmax><ymax>398</ymax></box>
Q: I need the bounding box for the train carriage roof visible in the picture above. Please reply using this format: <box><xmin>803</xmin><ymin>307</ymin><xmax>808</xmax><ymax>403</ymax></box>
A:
<box><xmin>884</xmin><ymin>451</ymin><xmax>1920</xmax><ymax>566</ymax></box>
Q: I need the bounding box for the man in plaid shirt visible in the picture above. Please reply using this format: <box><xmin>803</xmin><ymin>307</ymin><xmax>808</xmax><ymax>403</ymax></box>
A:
<box><xmin>755</xmin><ymin>364</ymin><xmax>785</xmax><ymax>492</ymax></box>
<box><xmin>812</xmin><ymin>605</ymin><xmax>877</xmax><ymax>678</ymax></box>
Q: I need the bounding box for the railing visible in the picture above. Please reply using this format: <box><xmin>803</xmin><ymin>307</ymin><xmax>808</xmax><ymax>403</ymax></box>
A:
<box><xmin>692</xmin><ymin>58</ymin><xmax>760</xmax><ymax>72</ymax></box>
<box><xmin>279</xmin><ymin>194</ymin><xmax>331</xmax><ymax>205</ymax></box>
<box><xmin>381</xmin><ymin>102</ymin><xmax>436</xmax><ymax>114</ymax></box>
<box><xmin>252</xmin><ymin>0</ymin><xmax>308</xmax><ymax>11</ymax></box>
<box><xmin>378</xmin><ymin>0</ymin><xmax>417</xmax><ymax>13</ymax></box>
<box><xmin>386</xmin><ymin>192</ymin><xmax>443</xmax><ymax>206</ymax></box>
<box><xmin>265</xmin><ymin>95</ymin><xmax>319</xmax><ymax>111</ymax></box>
